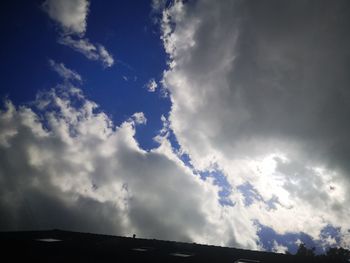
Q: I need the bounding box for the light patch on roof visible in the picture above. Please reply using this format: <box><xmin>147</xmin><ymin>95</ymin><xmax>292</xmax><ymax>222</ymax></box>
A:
<box><xmin>132</xmin><ymin>247</ymin><xmax>153</xmax><ymax>252</ymax></box>
<box><xmin>36</xmin><ymin>238</ymin><xmax>62</xmax><ymax>242</ymax></box>
<box><xmin>234</xmin><ymin>259</ymin><xmax>260</xmax><ymax>263</ymax></box>
<box><xmin>170</xmin><ymin>252</ymin><xmax>193</xmax><ymax>257</ymax></box>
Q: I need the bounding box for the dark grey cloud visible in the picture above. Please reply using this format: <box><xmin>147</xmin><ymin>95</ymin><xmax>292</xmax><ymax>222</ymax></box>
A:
<box><xmin>227</xmin><ymin>0</ymin><xmax>350</xmax><ymax>150</ymax></box>
<box><xmin>162</xmin><ymin>0</ymin><xmax>350</xmax><ymax>247</ymax></box>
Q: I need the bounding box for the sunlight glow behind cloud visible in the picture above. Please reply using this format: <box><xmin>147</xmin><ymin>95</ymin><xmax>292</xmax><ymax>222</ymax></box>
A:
<box><xmin>160</xmin><ymin>0</ymin><xmax>350</xmax><ymax>250</ymax></box>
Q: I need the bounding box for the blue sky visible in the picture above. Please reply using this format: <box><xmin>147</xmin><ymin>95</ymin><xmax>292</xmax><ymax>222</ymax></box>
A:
<box><xmin>1</xmin><ymin>0</ymin><xmax>350</xmax><ymax>254</ymax></box>
<box><xmin>0</xmin><ymin>0</ymin><xmax>169</xmax><ymax>151</ymax></box>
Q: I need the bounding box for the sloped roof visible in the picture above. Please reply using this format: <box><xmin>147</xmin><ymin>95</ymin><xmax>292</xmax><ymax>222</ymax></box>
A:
<box><xmin>0</xmin><ymin>229</ymin><xmax>324</xmax><ymax>262</ymax></box>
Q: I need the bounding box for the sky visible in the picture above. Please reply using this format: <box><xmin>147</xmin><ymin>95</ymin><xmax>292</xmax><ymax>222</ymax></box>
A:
<box><xmin>0</xmin><ymin>0</ymin><xmax>350</xmax><ymax>254</ymax></box>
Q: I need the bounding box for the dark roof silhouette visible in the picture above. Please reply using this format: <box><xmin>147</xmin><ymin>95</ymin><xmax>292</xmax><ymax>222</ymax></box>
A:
<box><xmin>0</xmin><ymin>229</ymin><xmax>333</xmax><ymax>262</ymax></box>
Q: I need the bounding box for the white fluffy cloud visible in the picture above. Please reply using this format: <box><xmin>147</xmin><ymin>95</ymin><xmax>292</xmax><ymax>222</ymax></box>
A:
<box><xmin>42</xmin><ymin>0</ymin><xmax>89</xmax><ymax>35</ymax></box>
<box><xmin>42</xmin><ymin>0</ymin><xmax>114</xmax><ymax>67</ymax></box>
<box><xmin>272</xmin><ymin>240</ymin><xmax>288</xmax><ymax>254</ymax></box>
<box><xmin>131</xmin><ymin>112</ymin><xmax>147</xmax><ymax>125</ymax></box>
<box><xmin>161</xmin><ymin>0</ymin><xmax>350</xmax><ymax>248</ymax></box>
<box><xmin>0</xmin><ymin>86</ymin><xmax>261</xmax><ymax>249</ymax></box>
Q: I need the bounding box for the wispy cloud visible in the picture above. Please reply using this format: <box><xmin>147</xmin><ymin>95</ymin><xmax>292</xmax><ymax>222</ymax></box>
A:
<box><xmin>146</xmin><ymin>78</ymin><xmax>158</xmax><ymax>92</ymax></box>
<box><xmin>98</xmin><ymin>44</ymin><xmax>114</xmax><ymax>68</ymax></box>
<box><xmin>49</xmin><ymin>59</ymin><xmax>82</xmax><ymax>83</ymax></box>
<box><xmin>58</xmin><ymin>36</ymin><xmax>114</xmax><ymax>68</ymax></box>
<box><xmin>151</xmin><ymin>0</ymin><xmax>167</xmax><ymax>13</ymax></box>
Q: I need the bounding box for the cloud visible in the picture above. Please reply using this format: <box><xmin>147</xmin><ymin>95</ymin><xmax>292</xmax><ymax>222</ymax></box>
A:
<box><xmin>150</xmin><ymin>0</ymin><xmax>167</xmax><ymax>25</ymax></box>
<box><xmin>58</xmin><ymin>36</ymin><xmax>97</xmax><ymax>58</ymax></box>
<box><xmin>152</xmin><ymin>0</ymin><xmax>167</xmax><ymax>13</ymax></box>
<box><xmin>98</xmin><ymin>45</ymin><xmax>115</xmax><ymax>68</ymax></box>
<box><xmin>0</xmin><ymin>86</ymin><xmax>261</xmax><ymax>249</ymax></box>
<box><xmin>7</xmin><ymin>0</ymin><xmax>350</xmax><ymax>252</ymax></box>
<box><xmin>146</xmin><ymin>79</ymin><xmax>158</xmax><ymax>92</ymax></box>
<box><xmin>272</xmin><ymin>240</ymin><xmax>288</xmax><ymax>254</ymax></box>
<box><xmin>42</xmin><ymin>0</ymin><xmax>89</xmax><ymax>36</ymax></box>
<box><xmin>42</xmin><ymin>0</ymin><xmax>114</xmax><ymax>67</ymax></box>
<box><xmin>49</xmin><ymin>59</ymin><xmax>82</xmax><ymax>83</ymax></box>
<box><xmin>131</xmin><ymin>112</ymin><xmax>147</xmax><ymax>125</ymax></box>
<box><xmin>161</xmin><ymin>0</ymin><xmax>350</xmax><ymax>248</ymax></box>
<box><xmin>58</xmin><ymin>36</ymin><xmax>114</xmax><ymax>68</ymax></box>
